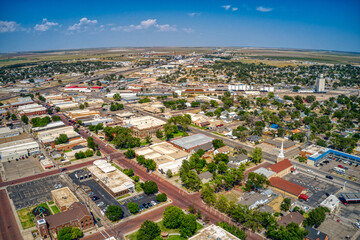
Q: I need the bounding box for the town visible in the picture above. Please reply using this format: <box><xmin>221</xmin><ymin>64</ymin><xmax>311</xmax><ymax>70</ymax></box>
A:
<box><xmin>0</xmin><ymin>47</ymin><xmax>359</xmax><ymax>240</ymax></box>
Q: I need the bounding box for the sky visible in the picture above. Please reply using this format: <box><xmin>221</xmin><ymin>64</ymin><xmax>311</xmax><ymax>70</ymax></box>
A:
<box><xmin>0</xmin><ymin>0</ymin><xmax>359</xmax><ymax>53</ymax></box>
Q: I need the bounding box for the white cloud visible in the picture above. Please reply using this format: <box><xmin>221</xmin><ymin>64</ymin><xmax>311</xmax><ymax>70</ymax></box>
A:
<box><xmin>68</xmin><ymin>17</ymin><xmax>98</xmax><ymax>31</ymax></box>
<box><xmin>0</xmin><ymin>20</ymin><xmax>21</xmax><ymax>33</ymax></box>
<box><xmin>182</xmin><ymin>28</ymin><xmax>194</xmax><ymax>33</ymax></box>
<box><xmin>188</xmin><ymin>12</ymin><xmax>200</xmax><ymax>17</ymax></box>
<box><xmin>232</xmin><ymin>7</ymin><xmax>238</xmax><ymax>11</ymax></box>
<box><xmin>256</xmin><ymin>6</ymin><xmax>273</xmax><ymax>12</ymax></box>
<box><xmin>111</xmin><ymin>19</ymin><xmax>177</xmax><ymax>32</ymax></box>
<box><xmin>222</xmin><ymin>5</ymin><xmax>231</xmax><ymax>11</ymax></box>
<box><xmin>34</xmin><ymin>18</ymin><xmax>59</xmax><ymax>31</ymax></box>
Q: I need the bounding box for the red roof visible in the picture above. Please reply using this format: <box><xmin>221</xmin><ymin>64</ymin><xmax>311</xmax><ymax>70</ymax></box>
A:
<box><xmin>92</xmin><ymin>86</ymin><xmax>103</xmax><ymax>89</ymax></box>
<box><xmin>270</xmin><ymin>177</ymin><xmax>306</xmax><ymax>197</ymax></box>
<box><xmin>66</xmin><ymin>85</ymin><xmax>78</xmax><ymax>88</ymax></box>
<box><xmin>269</xmin><ymin>159</ymin><xmax>293</xmax><ymax>173</ymax></box>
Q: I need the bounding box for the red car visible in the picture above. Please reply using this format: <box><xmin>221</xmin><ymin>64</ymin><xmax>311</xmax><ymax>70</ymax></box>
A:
<box><xmin>217</xmin><ymin>124</ymin><xmax>223</xmax><ymax>127</ymax></box>
<box><xmin>338</xmin><ymin>165</ymin><xmax>343</xmax><ymax>168</ymax></box>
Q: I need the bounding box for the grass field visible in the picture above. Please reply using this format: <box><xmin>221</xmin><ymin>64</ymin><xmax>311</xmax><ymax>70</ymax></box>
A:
<box><xmin>126</xmin><ymin>220</ymin><xmax>203</xmax><ymax>240</ymax></box>
<box><xmin>17</xmin><ymin>208</ymin><xmax>35</xmax><ymax>229</ymax></box>
<box><xmin>217</xmin><ymin>190</ymin><xmax>242</xmax><ymax>202</ymax></box>
<box><xmin>51</xmin><ymin>205</ymin><xmax>60</xmax><ymax>214</ymax></box>
<box><xmin>267</xmin><ymin>196</ymin><xmax>284</xmax><ymax>213</ymax></box>
<box><xmin>29</xmin><ymin>202</ymin><xmax>53</xmax><ymax>216</ymax></box>
<box><xmin>135</xmin><ymin>182</ymin><xmax>143</xmax><ymax>192</ymax></box>
<box><xmin>48</xmin><ymin>201</ymin><xmax>54</xmax><ymax>205</ymax></box>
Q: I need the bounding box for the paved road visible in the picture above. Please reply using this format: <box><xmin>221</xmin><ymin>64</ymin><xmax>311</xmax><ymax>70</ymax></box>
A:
<box><xmin>0</xmin><ymin>190</ymin><xmax>22</xmax><ymax>240</ymax></box>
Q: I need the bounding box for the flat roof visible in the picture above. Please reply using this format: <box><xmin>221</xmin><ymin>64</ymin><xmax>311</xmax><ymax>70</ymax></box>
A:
<box><xmin>188</xmin><ymin>224</ymin><xmax>239</xmax><ymax>240</ymax></box>
<box><xmin>124</xmin><ymin>116</ymin><xmax>166</xmax><ymax>130</ymax></box>
<box><xmin>341</xmin><ymin>192</ymin><xmax>360</xmax><ymax>201</ymax></box>
<box><xmin>253</xmin><ymin>167</ymin><xmax>276</xmax><ymax>178</ymax></box>
<box><xmin>170</xmin><ymin>134</ymin><xmax>214</xmax><ymax>150</ymax></box>
<box><xmin>51</xmin><ymin>187</ymin><xmax>78</xmax><ymax>209</ymax></box>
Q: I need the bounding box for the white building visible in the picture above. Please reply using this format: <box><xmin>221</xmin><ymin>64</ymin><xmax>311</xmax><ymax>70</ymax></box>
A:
<box><xmin>228</xmin><ymin>84</ymin><xmax>253</xmax><ymax>91</ymax></box>
<box><xmin>0</xmin><ymin>127</ymin><xmax>23</xmax><ymax>139</ymax></box>
<box><xmin>315</xmin><ymin>74</ymin><xmax>325</xmax><ymax>92</ymax></box>
<box><xmin>0</xmin><ymin>138</ymin><xmax>40</xmax><ymax>162</ymax></box>
<box><xmin>82</xmin><ymin>117</ymin><xmax>114</xmax><ymax>126</ymax></box>
<box><xmin>320</xmin><ymin>195</ymin><xmax>340</xmax><ymax>213</ymax></box>
<box><xmin>189</xmin><ymin>224</ymin><xmax>239</xmax><ymax>240</ymax></box>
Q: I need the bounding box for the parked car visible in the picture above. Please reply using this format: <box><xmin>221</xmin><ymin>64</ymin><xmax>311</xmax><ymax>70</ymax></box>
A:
<box><xmin>307</xmin><ymin>169</ymin><xmax>313</xmax><ymax>173</ymax></box>
<box><xmin>143</xmin><ymin>203</ymin><xmax>148</xmax><ymax>208</ymax></box>
<box><xmin>61</xmin><ymin>168</ymin><xmax>67</xmax><ymax>172</ymax></box>
<box><xmin>88</xmin><ymin>192</ymin><xmax>94</xmax><ymax>196</ymax></box>
<box><xmin>326</xmin><ymin>175</ymin><xmax>334</xmax><ymax>180</ymax></box>
<box><xmin>148</xmin><ymin>203</ymin><xmax>152</xmax><ymax>207</ymax></box>
<box><xmin>151</xmin><ymin>201</ymin><xmax>157</xmax><ymax>206</ymax></box>
<box><xmin>338</xmin><ymin>165</ymin><xmax>344</xmax><ymax>168</ymax></box>
<box><xmin>92</xmin><ymin>196</ymin><xmax>100</xmax><ymax>201</ymax></box>
<box><xmin>97</xmin><ymin>202</ymin><xmax>104</xmax><ymax>207</ymax></box>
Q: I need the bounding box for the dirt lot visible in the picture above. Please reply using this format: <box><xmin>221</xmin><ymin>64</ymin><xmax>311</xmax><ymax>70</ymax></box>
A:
<box><xmin>267</xmin><ymin>195</ymin><xmax>284</xmax><ymax>213</ymax></box>
<box><xmin>2</xmin><ymin>156</ymin><xmax>43</xmax><ymax>181</ymax></box>
<box><xmin>217</xmin><ymin>189</ymin><xmax>243</xmax><ymax>202</ymax></box>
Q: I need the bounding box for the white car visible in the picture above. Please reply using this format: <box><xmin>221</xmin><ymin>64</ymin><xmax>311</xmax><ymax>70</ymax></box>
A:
<box><xmin>151</xmin><ymin>200</ymin><xmax>157</xmax><ymax>206</ymax></box>
<box><xmin>307</xmin><ymin>169</ymin><xmax>313</xmax><ymax>173</ymax></box>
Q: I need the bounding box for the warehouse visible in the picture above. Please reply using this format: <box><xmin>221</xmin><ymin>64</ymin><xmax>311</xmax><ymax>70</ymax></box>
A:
<box><xmin>37</xmin><ymin>126</ymin><xmax>81</xmax><ymax>149</ymax></box>
<box><xmin>88</xmin><ymin>160</ymin><xmax>135</xmax><ymax>197</ymax></box>
<box><xmin>82</xmin><ymin>117</ymin><xmax>114</xmax><ymax>126</ymax></box>
<box><xmin>123</xmin><ymin>116</ymin><xmax>166</xmax><ymax>138</ymax></box>
<box><xmin>170</xmin><ymin>134</ymin><xmax>214</xmax><ymax>153</ymax></box>
<box><xmin>0</xmin><ymin>138</ymin><xmax>40</xmax><ymax>162</ymax></box>
<box><xmin>32</xmin><ymin>121</ymin><xmax>66</xmax><ymax>135</ymax></box>
<box><xmin>17</xmin><ymin>103</ymin><xmax>47</xmax><ymax>116</ymax></box>
<box><xmin>66</xmin><ymin>109</ymin><xmax>100</xmax><ymax>121</ymax></box>
<box><xmin>0</xmin><ymin>127</ymin><xmax>23</xmax><ymax>139</ymax></box>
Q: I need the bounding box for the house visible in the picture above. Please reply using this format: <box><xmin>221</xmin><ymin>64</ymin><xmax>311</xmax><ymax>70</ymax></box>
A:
<box><xmin>36</xmin><ymin>202</ymin><xmax>94</xmax><ymax>239</ymax></box>
<box><xmin>199</xmin><ymin>171</ymin><xmax>213</xmax><ymax>184</ymax></box>
<box><xmin>305</xmin><ymin>226</ymin><xmax>328</xmax><ymax>240</ymax></box>
<box><xmin>319</xmin><ymin>195</ymin><xmax>340</xmax><ymax>213</ymax></box>
<box><xmin>227</xmin><ymin>154</ymin><xmax>249</xmax><ymax>168</ymax></box>
<box><xmin>277</xmin><ymin>212</ymin><xmax>305</xmax><ymax>227</ymax></box>
<box><xmin>238</xmin><ymin>191</ymin><xmax>269</xmax><ymax>209</ymax></box>
<box><xmin>214</xmin><ymin>146</ymin><xmax>230</xmax><ymax>155</ymax></box>
<box><xmin>248</xmin><ymin>135</ymin><xmax>262</xmax><ymax>143</ymax></box>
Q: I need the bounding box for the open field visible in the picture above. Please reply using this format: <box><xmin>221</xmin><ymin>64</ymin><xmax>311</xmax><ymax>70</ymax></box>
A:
<box><xmin>217</xmin><ymin>189</ymin><xmax>242</xmax><ymax>202</ymax></box>
<box><xmin>267</xmin><ymin>196</ymin><xmax>284</xmax><ymax>213</ymax></box>
<box><xmin>17</xmin><ymin>208</ymin><xmax>35</xmax><ymax>229</ymax></box>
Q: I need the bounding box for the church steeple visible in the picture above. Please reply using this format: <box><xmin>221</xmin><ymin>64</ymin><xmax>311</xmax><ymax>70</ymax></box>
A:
<box><xmin>277</xmin><ymin>142</ymin><xmax>285</xmax><ymax>162</ymax></box>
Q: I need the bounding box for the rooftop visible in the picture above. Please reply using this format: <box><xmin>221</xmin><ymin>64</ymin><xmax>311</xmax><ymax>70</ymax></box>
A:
<box><xmin>188</xmin><ymin>224</ymin><xmax>239</xmax><ymax>240</ymax></box>
<box><xmin>264</xmin><ymin>139</ymin><xmax>296</xmax><ymax>149</ymax></box>
<box><xmin>123</xmin><ymin>116</ymin><xmax>166</xmax><ymax>130</ymax></box>
<box><xmin>170</xmin><ymin>134</ymin><xmax>214</xmax><ymax>150</ymax></box>
<box><xmin>269</xmin><ymin>159</ymin><xmax>293</xmax><ymax>173</ymax></box>
<box><xmin>253</xmin><ymin>167</ymin><xmax>276</xmax><ymax>178</ymax></box>
<box><xmin>277</xmin><ymin>212</ymin><xmax>305</xmax><ymax>227</ymax></box>
<box><xmin>51</xmin><ymin>187</ymin><xmax>78</xmax><ymax>209</ymax></box>
<box><xmin>269</xmin><ymin>177</ymin><xmax>306</xmax><ymax>197</ymax></box>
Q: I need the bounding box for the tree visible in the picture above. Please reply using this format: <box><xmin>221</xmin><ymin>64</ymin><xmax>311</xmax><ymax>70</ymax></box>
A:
<box><xmin>79</xmin><ymin>104</ymin><xmax>85</xmax><ymax>110</ymax></box>
<box><xmin>210</xmin><ymin>100</ymin><xmax>219</xmax><ymax>107</ymax></box>
<box><xmin>217</xmin><ymin>161</ymin><xmax>228</xmax><ymax>174</ymax></box>
<box><xmin>77</xmin><ymin>120</ymin><xmax>82</xmax><ymax>125</ymax></box>
<box><xmin>166</xmin><ymin>169</ymin><xmax>173</xmax><ymax>178</ymax></box>
<box><xmin>180</xmin><ymin>213</ymin><xmax>197</xmax><ymax>238</ymax></box>
<box><xmin>55</xmin><ymin>134</ymin><xmax>68</xmax><ymax>145</ymax></box>
<box><xmin>137</xmin><ymin>220</ymin><xmax>161</xmax><ymax>240</ymax></box>
<box><xmin>217</xmin><ymin>222</ymin><xmax>247</xmax><ymax>240</ymax></box>
<box><xmin>266</xmin><ymin>222</ymin><xmax>308</xmax><ymax>240</ymax></box>
<box><xmin>124</xmin><ymin>149</ymin><xmax>135</xmax><ymax>158</ymax></box>
<box><xmin>87</xmin><ymin>137</ymin><xmax>96</xmax><ymax>150</ymax></box>
<box><xmin>304</xmin><ymin>207</ymin><xmax>329</xmax><ymax>227</ymax></box>
<box><xmin>163</xmin><ymin>206</ymin><xmax>185</xmax><ymax>229</ymax></box>
<box><xmin>212</xmin><ymin>139</ymin><xmax>225</xmax><ymax>149</ymax></box>
<box><xmin>214</xmin><ymin>153</ymin><xmax>229</xmax><ymax>164</ymax></box>
<box><xmin>21</xmin><ymin>115</ymin><xmax>29</xmax><ymax>124</ymax></box>
<box><xmin>201</xmin><ymin>184</ymin><xmax>216</xmax><ymax>205</ymax></box>
<box><xmin>156</xmin><ymin>193</ymin><xmax>167</xmax><ymax>202</ymax></box>
<box><xmin>11</xmin><ymin>114</ymin><xmax>17</xmax><ymax>120</ymax></box>
<box><xmin>280</xmin><ymin>198</ymin><xmax>291</xmax><ymax>212</ymax></box>
<box><xmin>144</xmin><ymin>159</ymin><xmax>156</xmax><ymax>171</ymax></box>
<box><xmin>251</xmin><ymin>147</ymin><xmax>263</xmax><ymax>164</ymax></box>
<box><xmin>155</xmin><ymin>130</ymin><xmax>163</xmax><ymax>139</ymax></box>
<box><xmin>141</xmin><ymin>181</ymin><xmax>158</xmax><ymax>194</ymax></box>
<box><xmin>113</xmin><ymin>93</ymin><xmax>121</xmax><ymax>101</ymax></box>
<box><xmin>182</xmin><ymin>171</ymin><xmax>201</xmax><ymax>191</ymax></box>
<box><xmin>245</xmin><ymin>172</ymin><xmax>270</xmax><ymax>191</ymax></box>
<box><xmin>145</xmin><ymin>135</ymin><xmax>152</xmax><ymax>144</ymax></box>
<box><xmin>316</xmin><ymin>139</ymin><xmax>327</xmax><ymax>147</ymax></box>
<box><xmin>85</xmin><ymin>149</ymin><xmax>93</xmax><ymax>157</ymax></box>
<box><xmin>57</xmin><ymin>227</ymin><xmax>82</xmax><ymax>240</ymax></box>
<box><xmin>127</xmin><ymin>202</ymin><xmax>140</xmax><ymax>214</ymax></box>
<box><xmin>96</xmin><ymin>150</ymin><xmax>101</xmax><ymax>156</ymax></box>
<box><xmin>52</xmin><ymin>115</ymin><xmax>61</xmax><ymax>122</ymax></box>
<box><xmin>293</xmin><ymin>86</ymin><xmax>301</xmax><ymax>92</ymax></box>
<box><xmin>136</xmin><ymin>155</ymin><xmax>146</xmax><ymax>165</ymax></box>
<box><xmin>105</xmin><ymin>205</ymin><xmax>123</xmax><ymax>222</ymax></box>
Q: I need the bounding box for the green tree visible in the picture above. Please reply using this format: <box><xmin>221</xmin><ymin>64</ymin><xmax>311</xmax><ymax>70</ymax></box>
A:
<box><xmin>52</xmin><ymin>115</ymin><xmax>61</xmax><ymax>122</ymax></box>
<box><xmin>251</xmin><ymin>147</ymin><xmax>263</xmax><ymax>164</ymax></box>
<box><xmin>245</xmin><ymin>172</ymin><xmax>270</xmax><ymax>191</ymax></box>
<box><xmin>55</xmin><ymin>134</ymin><xmax>69</xmax><ymax>145</ymax></box>
<box><xmin>79</xmin><ymin>104</ymin><xmax>85</xmax><ymax>110</ymax></box>
<box><xmin>155</xmin><ymin>130</ymin><xmax>163</xmax><ymax>139</ymax></box>
<box><xmin>180</xmin><ymin>213</ymin><xmax>197</xmax><ymax>238</ymax></box>
<box><xmin>163</xmin><ymin>206</ymin><xmax>185</xmax><ymax>229</ymax></box>
<box><xmin>166</xmin><ymin>169</ymin><xmax>173</xmax><ymax>178</ymax></box>
<box><xmin>11</xmin><ymin>114</ymin><xmax>17</xmax><ymax>120</ymax></box>
<box><xmin>113</xmin><ymin>93</ymin><xmax>121</xmax><ymax>101</ymax></box>
<box><xmin>201</xmin><ymin>184</ymin><xmax>216</xmax><ymax>205</ymax></box>
<box><xmin>141</xmin><ymin>181</ymin><xmax>158</xmax><ymax>194</ymax></box>
<box><xmin>105</xmin><ymin>205</ymin><xmax>123</xmax><ymax>222</ymax></box>
<box><xmin>304</xmin><ymin>207</ymin><xmax>329</xmax><ymax>227</ymax></box>
<box><xmin>266</xmin><ymin>222</ymin><xmax>309</xmax><ymax>240</ymax></box>
<box><xmin>96</xmin><ymin>150</ymin><xmax>101</xmax><ymax>156</ymax></box>
<box><xmin>21</xmin><ymin>115</ymin><xmax>29</xmax><ymax>124</ymax></box>
<box><xmin>182</xmin><ymin>171</ymin><xmax>201</xmax><ymax>191</ymax></box>
<box><xmin>145</xmin><ymin>135</ymin><xmax>152</xmax><ymax>144</ymax></box>
<box><xmin>87</xmin><ymin>137</ymin><xmax>96</xmax><ymax>149</ymax></box>
<box><xmin>137</xmin><ymin>220</ymin><xmax>161</xmax><ymax>240</ymax></box>
<box><xmin>280</xmin><ymin>198</ymin><xmax>291</xmax><ymax>212</ymax></box>
<box><xmin>144</xmin><ymin>159</ymin><xmax>156</xmax><ymax>171</ymax></box>
<box><xmin>127</xmin><ymin>202</ymin><xmax>140</xmax><ymax>214</ymax></box>
<box><xmin>57</xmin><ymin>227</ymin><xmax>82</xmax><ymax>240</ymax></box>
<box><xmin>124</xmin><ymin>149</ymin><xmax>136</xmax><ymax>158</ymax></box>
<box><xmin>156</xmin><ymin>193</ymin><xmax>167</xmax><ymax>202</ymax></box>
<box><xmin>212</xmin><ymin>139</ymin><xmax>225</xmax><ymax>149</ymax></box>
<box><xmin>214</xmin><ymin>153</ymin><xmax>229</xmax><ymax>164</ymax></box>
<box><xmin>217</xmin><ymin>222</ymin><xmax>247</xmax><ymax>240</ymax></box>
<box><xmin>85</xmin><ymin>149</ymin><xmax>93</xmax><ymax>157</ymax></box>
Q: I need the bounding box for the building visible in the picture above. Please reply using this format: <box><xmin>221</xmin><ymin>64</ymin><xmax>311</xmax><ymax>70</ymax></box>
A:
<box><xmin>253</xmin><ymin>167</ymin><xmax>276</xmax><ymax>179</ymax></box>
<box><xmin>340</xmin><ymin>192</ymin><xmax>360</xmax><ymax>204</ymax></box>
<box><xmin>0</xmin><ymin>138</ymin><xmax>40</xmax><ymax>162</ymax></box>
<box><xmin>199</xmin><ymin>171</ymin><xmax>213</xmax><ymax>184</ymax></box>
<box><xmin>37</xmin><ymin>126</ymin><xmax>81</xmax><ymax>149</ymax></box>
<box><xmin>214</xmin><ymin>146</ymin><xmax>230</xmax><ymax>155</ymax></box>
<box><xmin>238</xmin><ymin>191</ymin><xmax>269</xmax><ymax>209</ymax></box>
<box><xmin>51</xmin><ymin>187</ymin><xmax>79</xmax><ymax>212</ymax></box>
<box><xmin>135</xmin><ymin>142</ymin><xmax>189</xmax><ymax>174</ymax></box>
<box><xmin>123</xmin><ymin>116</ymin><xmax>166</xmax><ymax>138</ymax></box>
<box><xmin>36</xmin><ymin>202</ymin><xmax>93</xmax><ymax>239</ymax></box>
<box><xmin>32</xmin><ymin>121</ymin><xmax>66</xmax><ymax>135</ymax></box>
<box><xmin>319</xmin><ymin>195</ymin><xmax>340</xmax><ymax>213</ymax></box>
<box><xmin>10</xmin><ymin>97</ymin><xmax>34</xmax><ymax>108</ymax></box>
<box><xmin>0</xmin><ymin>127</ymin><xmax>23</xmax><ymax>139</ymax></box>
<box><xmin>66</xmin><ymin>109</ymin><xmax>100</xmax><ymax>121</ymax></box>
<box><xmin>40</xmin><ymin>158</ymin><xmax>54</xmax><ymax>170</ymax></box>
<box><xmin>17</xmin><ymin>103</ymin><xmax>47</xmax><ymax>116</ymax></box>
<box><xmin>268</xmin><ymin>159</ymin><xmax>294</xmax><ymax>177</ymax></box>
<box><xmin>263</xmin><ymin>138</ymin><xmax>296</xmax><ymax>150</ymax></box>
<box><xmin>305</xmin><ymin>226</ymin><xmax>328</xmax><ymax>240</ymax></box>
<box><xmin>82</xmin><ymin>117</ymin><xmax>114</xmax><ymax>126</ymax></box>
<box><xmin>277</xmin><ymin>212</ymin><xmax>305</xmax><ymax>227</ymax></box>
<box><xmin>227</xmin><ymin>154</ymin><xmax>249</xmax><ymax>168</ymax></box>
<box><xmin>170</xmin><ymin>134</ymin><xmax>214</xmax><ymax>153</ymax></box>
<box><xmin>88</xmin><ymin>160</ymin><xmax>135</xmax><ymax>197</ymax></box>
<box><xmin>188</xmin><ymin>224</ymin><xmax>239</xmax><ymax>240</ymax></box>
<box><xmin>315</xmin><ymin>74</ymin><xmax>326</xmax><ymax>93</ymax></box>
<box><xmin>269</xmin><ymin>177</ymin><xmax>307</xmax><ymax>198</ymax></box>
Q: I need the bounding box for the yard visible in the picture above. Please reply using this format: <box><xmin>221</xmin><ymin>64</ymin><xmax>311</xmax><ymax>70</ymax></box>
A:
<box><xmin>17</xmin><ymin>208</ymin><xmax>35</xmax><ymax>229</ymax></box>
<box><xmin>267</xmin><ymin>196</ymin><xmax>284</xmax><ymax>213</ymax></box>
<box><xmin>126</xmin><ymin>220</ymin><xmax>203</xmax><ymax>240</ymax></box>
<box><xmin>217</xmin><ymin>189</ymin><xmax>242</xmax><ymax>203</ymax></box>
<box><xmin>51</xmin><ymin>205</ymin><xmax>60</xmax><ymax>214</ymax></box>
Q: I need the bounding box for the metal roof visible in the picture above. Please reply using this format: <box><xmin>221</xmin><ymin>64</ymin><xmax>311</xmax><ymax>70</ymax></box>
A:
<box><xmin>170</xmin><ymin>134</ymin><xmax>214</xmax><ymax>150</ymax></box>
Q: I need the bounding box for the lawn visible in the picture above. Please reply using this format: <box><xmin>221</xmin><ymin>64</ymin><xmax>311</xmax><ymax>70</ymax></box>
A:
<box><xmin>135</xmin><ymin>182</ymin><xmax>143</xmax><ymax>192</ymax></box>
<box><xmin>17</xmin><ymin>208</ymin><xmax>35</xmax><ymax>229</ymax></box>
<box><xmin>48</xmin><ymin>201</ymin><xmax>54</xmax><ymax>205</ymax></box>
<box><xmin>29</xmin><ymin>202</ymin><xmax>53</xmax><ymax>215</ymax></box>
<box><xmin>217</xmin><ymin>190</ymin><xmax>242</xmax><ymax>203</ymax></box>
<box><xmin>267</xmin><ymin>196</ymin><xmax>284</xmax><ymax>213</ymax></box>
<box><xmin>51</xmin><ymin>205</ymin><xmax>60</xmax><ymax>214</ymax></box>
<box><xmin>126</xmin><ymin>221</ymin><xmax>203</xmax><ymax>240</ymax></box>
<box><xmin>116</xmin><ymin>194</ymin><xmax>130</xmax><ymax>200</ymax></box>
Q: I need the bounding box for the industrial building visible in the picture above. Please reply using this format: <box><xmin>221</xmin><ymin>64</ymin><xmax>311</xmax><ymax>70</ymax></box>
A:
<box><xmin>0</xmin><ymin>138</ymin><xmax>40</xmax><ymax>162</ymax></box>
<box><xmin>0</xmin><ymin>127</ymin><xmax>23</xmax><ymax>139</ymax></box>
<box><xmin>17</xmin><ymin>103</ymin><xmax>47</xmax><ymax>116</ymax></box>
<box><xmin>66</xmin><ymin>109</ymin><xmax>100</xmax><ymax>121</ymax></box>
<box><xmin>88</xmin><ymin>160</ymin><xmax>135</xmax><ymax>197</ymax></box>
<box><xmin>37</xmin><ymin>126</ymin><xmax>82</xmax><ymax>149</ymax></box>
<box><xmin>170</xmin><ymin>134</ymin><xmax>214</xmax><ymax>153</ymax></box>
<box><xmin>82</xmin><ymin>117</ymin><xmax>114</xmax><ymax>126</ymax></box>
<box><xmin>51</xmin><ymin>187</ymin><xmax>79</xmax><ymax>212</ymax></box>
<box><xmin>135</xmin><ymin>142</ymin><xmax>189</xmax><ymax>174</ymax></box>
<box><xmin>10</xmin><ymin>97</ymin><xmax>34</xmax><ymax>108</ymax></box>
<box><xmin>32</xmin><ymin>121</ymin><xmax>66</xmax><ymax>135</ymax></box>
<box><xmin>123</xmin><ymin>116</ymin><xmax>166</xmax><ymax>138</ymax></box>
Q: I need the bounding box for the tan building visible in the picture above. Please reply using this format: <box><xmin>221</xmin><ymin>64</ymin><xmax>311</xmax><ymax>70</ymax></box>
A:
<box><xmin>123</xmin><ymin>116</ymin><xmax>166</xmax><ymax>138</ymax></box>
<box><xmin>51</xmin><ymin>187</ymin><xmax>79</xmax><ymax>212</ymax></box>
<box><xmin>66</xmin><ymin>109</ymin><xmax>100</xmax><ymax>121</ymax></box>
<box><xmin>188</xmin><ymin>224</ymin><xmax>239</xmax><ymax>240</ymax></box>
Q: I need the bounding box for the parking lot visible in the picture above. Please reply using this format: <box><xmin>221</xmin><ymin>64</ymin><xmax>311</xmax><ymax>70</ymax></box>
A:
<box><xmin>7</xmin><ymin>175</ymin><xmax>68</xmax><ymax>210</ymax></box>
<box><xmin>283</xmin><ymin>172</ymin><xmax>339</xmax><ymax>207</ymax></box>
<box><xmin>2</xmin><ymin>156</ymin><xmax>43</xmax><ymax>181</ymax></box>
<box><xmin>316</xmin><ymin>154</ymin><xmax>360</xmax><ymax>182</ymax></box>
<box><xmin>317</xmin><ymin>218</ymin><xmax>358</xmax><ymax>240</ymax></box>
<box><xmin>68</xmin><ymin>170</ymin><xmax>159</xmax><ymax>218</ymax></box>
<box><xmin>336</xmin><ymin>196</ymin><xmax>360</xmax><ymax>223</ymax></box>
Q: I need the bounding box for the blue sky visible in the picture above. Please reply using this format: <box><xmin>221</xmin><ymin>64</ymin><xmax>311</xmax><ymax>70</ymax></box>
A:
<box><xmin>0</xmin><ymin>0</ymin><xmax>359</xmax><ymax>53</ymax></box>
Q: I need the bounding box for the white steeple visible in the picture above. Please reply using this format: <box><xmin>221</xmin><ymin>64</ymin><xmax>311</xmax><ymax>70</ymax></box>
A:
<box><xmin>277</xmin><ymin>142</ymin><xmax>285</xmax><ymax>161</ymax></box>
